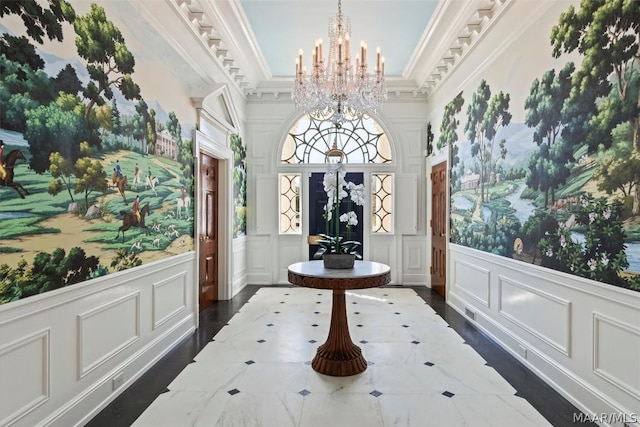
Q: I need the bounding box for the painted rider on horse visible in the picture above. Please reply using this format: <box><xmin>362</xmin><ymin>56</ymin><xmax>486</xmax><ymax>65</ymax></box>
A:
<box><xmin>132</xmin><ymin>194</ymin><xmax>141</xmax><ymax>225</ymax></box>
<box><xmin>115</xmin><ymin>160</ymin><xmax>123</xmax><ymax>179</ymax></box>
<box><xmin>0</xmin><ymin>140</ymin><xmax>6</xmax><ymax>183</ymax></box>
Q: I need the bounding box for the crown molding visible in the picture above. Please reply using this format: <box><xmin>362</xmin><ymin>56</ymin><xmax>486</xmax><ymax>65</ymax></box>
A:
<box><xmin>407</xmin><ymin>0</ymin><xmax>513</xmax><ymax>95</ymax></box>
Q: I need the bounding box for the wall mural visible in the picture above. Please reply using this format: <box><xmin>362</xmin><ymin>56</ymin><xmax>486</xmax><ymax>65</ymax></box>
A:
<box><xmin>443</xmin><ymin>0</ymin><xmax>640</xmax><ymax>292</ymax></box>
<box><xmin>0</xmin><ymin>1</ymin><xmax>195</xmax><ymax>304</ymax></box>
<box><xmin>231</xmin><ymin>134</ymin><xmax>246</xmax><ymax>238</ymax></box>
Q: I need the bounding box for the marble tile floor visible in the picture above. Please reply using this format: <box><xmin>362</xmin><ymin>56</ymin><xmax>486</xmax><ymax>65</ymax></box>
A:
<box><xmin>87</xmin><ymin>285</ymin><xmax>594</xmax><ymax>427</ymax></box>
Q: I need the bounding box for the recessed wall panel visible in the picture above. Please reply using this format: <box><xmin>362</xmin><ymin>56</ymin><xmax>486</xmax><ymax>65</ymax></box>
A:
<box><xmin>453</xmin><ymin>259</ymin><xmax>490</xmax><ymax>307</ymax></box>
<box><xmin>153</xmin><ymin>273</ymin><xmax>187</xmax><ymax>329</ymax></box>
<box><xmin>78</xmin><ymin>292</ymin><xmax>140</xmax><ymax>378</ymax></box>
<box><xmin>498</xmin><ymin>276</ymin><xmax>571</xmax><ymax>355</ymax></box>
<box><xmin>593</xmin><ymin>313</ymin><xmax>640</xmax><ymax>399</ymax></box>
<box><xmin>0</xmin><ymin>329</ymin><xmax>50</xmax><ymax>426</ymax></box>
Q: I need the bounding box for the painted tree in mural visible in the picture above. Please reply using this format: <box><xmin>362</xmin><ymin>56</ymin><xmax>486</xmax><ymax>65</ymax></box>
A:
<box><xmin>0</xmin><ymin>1</ymin><xmax>73</xmax><ymax>132</ymax></box>
<box><xmin>594</xmin><ymin>126</ymin><xmax>640</xmax><ymax>205</ymax></box>
<box><xmin>464</xmin><ymin>80</ymin><xmax>512</xmax><ymax>203</ymax></box>
<box><xmin>73</xmin><ymin>3</ymin><xmax>141</xmax><ymax>147</ymax></box>
<box><xmin>231</xmin><ymin>134</ymin><xmax>247</xmax><ymax>238</ymax></box>
<box><xmin>133</xmin><ymin>99</ymin><xmax>152</xmax><ymax>153</ymax></box>
<box><xmin>167</xmin><ymin>112</ymin><xmax>182</xmax><ymax>156</ymax></box>
<box><xmin>0</xmin><ymin>0</ymin><xmax>72</xmax><ymax>47</ymax></box>
<box><xmin>25</xmin><ymin>100</ymin><xmax>89</xmax><ymax>172</ymax></box>
<box><xmin>53</xmin><ymin>64</ymin><xmax>83</xmax><ymax>96</ymax></box>
<box><xmin>551</xmin><ymin>0</ymin><xmax>640</xmax><ymax>213</ymax></box>
<box><xmin>524</xmin><ymin>63</ymin><xmax>575</xmax><ymax>208</ymax></box>
<box><xmin>111</xmin><ymin>99</ymin><xmax>123</xmax><ymax>141</ymax></box>
<box><xmin>437</xmin><ymin>91</ymin><xmax>464</xmax><ymax>188</ymax></box>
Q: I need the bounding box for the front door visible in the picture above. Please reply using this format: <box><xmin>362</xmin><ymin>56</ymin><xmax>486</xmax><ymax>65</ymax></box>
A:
<box><xmin>308</xmin><ymin>172</ymin><xmax>364</xmax><ymax>260</ymax></box>
<box><xmin>199</xmin><ymin>153</ymin><xmax>218</xmax><ymax>311</ymax></box>
<box><xmin>430</xmin><ymin>161</ymin><xmax>447</xmax><ymax>297</ymax></box>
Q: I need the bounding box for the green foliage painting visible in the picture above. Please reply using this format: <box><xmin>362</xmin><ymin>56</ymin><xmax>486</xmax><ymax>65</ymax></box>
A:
<box><xmin>231</xmin><ymin>134</ymin><xmax>247</xmax><ymax>238</ymax></box>
<box><xmin>0</xmin><ymin>1</ymin><xmax>196</xmax><ymax>304</ymax></box>
<box><xmin>447</xmin><ymin>0</ymin><xmax>640</xmax><ymax>292</ymax></box>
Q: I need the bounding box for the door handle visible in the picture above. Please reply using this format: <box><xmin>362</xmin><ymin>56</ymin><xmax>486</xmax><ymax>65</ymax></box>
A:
<box><xmin>307</xmin><ymin>235</ymin><xmax>321</xmax><ymax>245</ymax></box>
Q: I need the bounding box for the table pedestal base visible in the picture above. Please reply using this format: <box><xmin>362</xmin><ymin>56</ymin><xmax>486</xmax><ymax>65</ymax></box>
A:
<box><xmin>311</xmin><ymin>289</ymin><xmax>367</xmax><ymax>376</ymax></box>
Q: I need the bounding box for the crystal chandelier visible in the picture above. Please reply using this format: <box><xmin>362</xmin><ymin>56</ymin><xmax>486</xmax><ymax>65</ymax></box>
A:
<box><xmin>292</xmin><ymin>0</ymin><xmax>387</xmax><ymax>128</ymax></box>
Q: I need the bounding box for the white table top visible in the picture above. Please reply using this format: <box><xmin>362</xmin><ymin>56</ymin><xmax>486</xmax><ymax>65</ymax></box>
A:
<box><xmin>288</xmin><ymin>260</ymin><xmax>390</xmax><ymax>279</ymax></box>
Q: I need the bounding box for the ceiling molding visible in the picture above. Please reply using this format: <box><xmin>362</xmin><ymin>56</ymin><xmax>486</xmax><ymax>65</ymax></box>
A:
<box><xmin>170</xmin><ymin>0</ymin><xmax>265</xmax><ymax>96</ymax></box>
<box><xmin>409</xmin><ymin>0</ymin><xmax>513</xmax><ymax>96</ymax></box>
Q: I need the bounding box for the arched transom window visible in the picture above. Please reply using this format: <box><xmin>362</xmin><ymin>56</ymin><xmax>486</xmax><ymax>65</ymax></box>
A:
<box><xmin>281</xmin><ymin>115</ymin><xmax>392</xmax><ymax>164</ymax></box>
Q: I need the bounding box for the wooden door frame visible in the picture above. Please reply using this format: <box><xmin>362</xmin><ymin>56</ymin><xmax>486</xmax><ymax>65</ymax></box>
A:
<box><xmin>428</xmin><ymin>147</ymin><xmax>450</xmax><ymax>297</ymax></box>
<box><xmin>195</xmin><ymin>130</ymin><xmax>233</xmax><ymax>306</ymax></box>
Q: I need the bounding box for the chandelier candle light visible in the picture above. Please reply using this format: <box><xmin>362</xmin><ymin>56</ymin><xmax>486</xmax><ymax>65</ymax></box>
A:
<box><xmin>293</xmin><ymin>0</ymin><xmax>387</xmax><ymax>127</ymax></box>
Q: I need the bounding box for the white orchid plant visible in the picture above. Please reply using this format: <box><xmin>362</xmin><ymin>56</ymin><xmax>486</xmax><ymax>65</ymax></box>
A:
<box><xmin>313</xmin><ymin>163</ymin><xmax>366</xmax><ymax>259</ymax></box>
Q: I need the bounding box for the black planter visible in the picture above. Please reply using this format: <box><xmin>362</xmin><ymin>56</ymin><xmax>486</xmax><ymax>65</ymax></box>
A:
<box><xmin>322</xmin><ymin>253</ymin><xmax>356</xmax><ymax>269</ymax></box>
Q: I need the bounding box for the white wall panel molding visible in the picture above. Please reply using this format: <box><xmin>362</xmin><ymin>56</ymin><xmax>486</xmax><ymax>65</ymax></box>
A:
<box><xmin>77</xmin><ymin>292</ymin><xmax>141</xmax><ymax>379</ymax></box>
<box><xmin>152</xmin><ymin>272</ymin><xmax>188</xmax><ymax>330</ymax></box>
<box><xmin>498</xmin><ymin>275</ymin><xmax>571</xmax><ymax>356</ymax></box>
<box><xmin>452</xmin><ymin>258</ymin><xmax>490</xmax><ymax>307</ymax></box>
<box><xmin>593</xmin><ymin>312</ymin><xmax>640</xmax><ymax>400</ymax></box>
<box><xmin>0</xmin><ymin>328</ymin><xmax>50</xmax><ymax>427</ymax></box>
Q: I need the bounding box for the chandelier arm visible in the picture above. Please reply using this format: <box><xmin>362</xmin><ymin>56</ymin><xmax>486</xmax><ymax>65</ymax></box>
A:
<box><xmin>292</xmin><ymin>0</ymin><xmax>386</xmax><ymax>124</ymax></box>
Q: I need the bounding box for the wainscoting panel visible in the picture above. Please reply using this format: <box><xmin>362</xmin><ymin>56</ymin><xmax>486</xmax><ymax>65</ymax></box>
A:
<box><xmin>232</xmin><ymin>237</ymin><xmax>248</xmax><ymax>297</ymax></box>
<box><xmin>402</xmin><ymin>236</ymin><xmax>428</xmax><ymax>285</ymax></box>
<box><xmin>0</xmin><ymin>329</ymin><xmax>50</xmax><ymax>426</ymax></box>
<box><xmin>593</xmin><ymin>312</ymin><xmax>640</xmax><ymax>400</ymax></box>
<box><xmin>78</xmin><ymin>292</ymin><xmax>140</xmax><ymax>378</ymax></box>
<box><xmin>0</xmin><ymin>253</ymin><xmax>196</xmax><ymax>427</ymax></box>
<box><xmin>152</xmin><ymin>272</ymin><xmax>187</xmax><ymax>330</ymax></box>
<box><xmin>498</xmin><ymin>275</ymin><xmax>571</xmax><ymax>356</ymax></box>
<box><xmin>277</xmin><ymin>236</ymin><xmax>307</xmax><ymax>284</ymax></box>
<box><xmin>448</xmin><ymin>244</ymin><xmax>640</xmax><ymax>423</ymax></box>
<box><xmin>452</xmin><ymin>258</ymin><xmax>490</xmax><ymax>307</ymax></box>
<box><xmin>246</xmin><ymin>235</ymin><xmax>272</xmax><ymax>284</ymax></box>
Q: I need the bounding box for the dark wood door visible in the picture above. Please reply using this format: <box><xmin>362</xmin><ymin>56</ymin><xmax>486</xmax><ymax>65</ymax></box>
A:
<box><xmin>308</xmin><ymin>172</ymin><xmax>364</xmax><ymax>260</ymax></box>
<box><xmin>430</xmin><ymin>161</ymin><xmax>447</xmax><ymax>297</ymax></box>
<box><xmin>199</xmin><ymin>153</ymin><xmax>218</xmax><ymax>311</ymax></box>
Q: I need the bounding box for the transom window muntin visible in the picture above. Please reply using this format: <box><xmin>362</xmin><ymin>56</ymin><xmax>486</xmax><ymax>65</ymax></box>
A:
<box><xmin>279</xmin><ymin>174</ymin><xmax>301</xmax><ymax>234</ymax></box>
<box><xmin>371</xmin><ymin>173</ymin><xmax>393</xmax><ymax>233</ymax></box>
<box><xmin>282</xmin><ymin>115</ymin><xmax>392</xmax><ymax>164</ymax></box>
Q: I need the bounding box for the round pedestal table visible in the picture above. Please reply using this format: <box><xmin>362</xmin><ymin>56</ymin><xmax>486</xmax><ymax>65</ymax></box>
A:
<box><xmin>287</xmin><ymin>260</ymin><xmax>391</xmax><ymax>376</ymax></box>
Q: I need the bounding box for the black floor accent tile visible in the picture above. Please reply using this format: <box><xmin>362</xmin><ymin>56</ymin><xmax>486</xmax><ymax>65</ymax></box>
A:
<box><xmin>370</xmin><ymin>390</ymin><xmax>382</xmax><ymax>397</ymax></box>
<box><xmin>227</xmin><ymin>388</ymin><xmax>240</xmax><ymax>396</ymax></box>
<box><xmin>442</xmin><ymin>391</ymin><xmax>455</xmax><ymax>398</ymax></box>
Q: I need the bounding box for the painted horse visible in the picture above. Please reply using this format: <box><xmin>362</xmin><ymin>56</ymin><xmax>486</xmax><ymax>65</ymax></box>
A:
<box><xmin>145</xmin><ymin>175</ymin><xmax>160</xmax><ymax>196</ymax></box>
<box><xmin>115</xmin><ymin>203</ymin><xmax>150</xmax><ymax>243</ymax></box>
<box><xmin>0</xmin><ymin>149</ymin><xmax>29</xmax><ymax>199</ymax></box>
<box><xmin>112</xmin><ymin>171</ymin><xmax>128</xmax><ymax>202</ymax></box>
